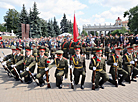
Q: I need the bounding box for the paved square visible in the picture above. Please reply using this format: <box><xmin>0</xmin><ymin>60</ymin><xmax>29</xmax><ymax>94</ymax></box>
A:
<box><xmin>0</xmin><ymin>49</ymin><xmax>138</xmax><ymax>102</ymax></box>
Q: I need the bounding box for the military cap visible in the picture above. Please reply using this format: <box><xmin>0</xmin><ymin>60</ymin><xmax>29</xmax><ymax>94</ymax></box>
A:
<box><xmin>132</xmin><ymin>44</ymin><xmax>136</xmax><ymax>47</ymax></box>
<box><xmin>55</xmin><ymin>50</ymin><xmax>64</xmax><ymax>54</ymax></box>
<box><xmin>19</xmin><ymin>45</ymin><xmax>22</xmax><ymax>48</ymax></box>
<box><xmin>77</xmin><ymin>36</ymin><xmax>81</xmax><ymax>39</ymax></box>
<box><xmin>75</xmin><ymin>45</ymin><xmax>81</xmax><ymax>50</ymax></box>
<box><xmin>11</xmin><ymin>45</ymin><xmax>16</xmax><ymax>50</ymax></box>
<box><xmin>126</xmin><ymin>46</ymin><xmax>133</xmax><ymax>50</ymax></box>
<box><xmin>32</xmin><ymin>44</ymin><xmax>36</xmax><ymax>47</ymax></box>
<box><xmin>38</xmin><ymin>46</ymin><xmax>46</xmax><ymax>51</ymax></box>
<box><xmin>25</xmin><ymin>46</ymin><xmax>31</xmax><ymax>51</ymax></box>
<box><xmin>37</xmin><ymin>44</ymin><xmax>41</xmax><ymax>47</ymax></box>
<box><xmin>115</xmin><ymin>46</ymin><xmax>122</xmax><ymax>50</ymax></box>
<box><xmin>95</xmin><ymin>47</ymin><xmax>102</xmax><ymax>53</ymax></box>
<box><xmin>16</xmin><ymin>47</ymin><xmax>22</xmax><ymax>51</ymax></box>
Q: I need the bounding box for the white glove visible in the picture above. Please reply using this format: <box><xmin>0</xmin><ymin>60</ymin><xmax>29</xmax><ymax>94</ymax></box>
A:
<box><xmin>135</xmin><ymin>59</ymin><xmax>137</xmax><ymax>61</ymax></box>
<box><xmin>20</xmin><ymin>70</ymin><xmax>23</xmax><ymax>74</ymax></box>
<box><xmin>26</xmin><ymin>67</ymin><xmax>29</xmax><ymax>71</ymax></box>
<box><xmin>11</xmin><ymin>64</ymin><xmax>16</xmax><ymax>68</ymax></box>
<box><xmin>45</xmin><ymin>67</ymin><xmax>49</xmax><ymax>71</ymax></box>
<box><xmin>2</xmin><ymin>62</ymin><xmax>6</xmax><ymax>66</ymax></box>
<box><xmin>0</xmin><ymin>58</ymin><xmax>3</xmax><ymax>62</ymax></box>
<box><xmin>113</xmin><ymin>63</ymin><xmax>117</xmax><ymax>66</ymax></box>
<box><xmin>93</xmin><ymin>67</ymin><xmax>96</xmax><ymax>71</ymax></box>
<box><xmin>130</xmin><ymin>61</ymin><xmax>134</xmax><ymax>64</ymax></box>
<box><xmin>69</xmin><ymin>65</ymin><xmax>72</xmax><ymax>69</ymax></box>
<box><xmin>109</xmin><ymin>50</ymin><xmax>112</xmax><ymax>52</ymax></box>
<box><xmin>43</xmin><ymin>75</ymin><xmax>46</xmax><ymax>80</ymax></box>
<box><xmin>64</xmin><ymin>78</ymin><xmax>67</xmax><ymax>80</ymax></box>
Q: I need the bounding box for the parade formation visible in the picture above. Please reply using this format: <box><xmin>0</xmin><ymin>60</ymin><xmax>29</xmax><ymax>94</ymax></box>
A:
<box><xmin>0</xmin><ymin>33</ymin><xmax>138</xmax><ymax>91</ymax></box>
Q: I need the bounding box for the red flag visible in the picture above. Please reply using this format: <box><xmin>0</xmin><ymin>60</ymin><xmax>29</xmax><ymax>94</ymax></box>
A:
<box><xmin>73</xmin><ymin>14</ymin><xmax>79</xmax><ymax>42</ymax></box>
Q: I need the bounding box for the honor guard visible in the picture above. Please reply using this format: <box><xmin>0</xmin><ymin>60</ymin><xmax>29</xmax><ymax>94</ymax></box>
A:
<box><xmin>45</xmin><ymin>50</ymin><xmax>68</xmax><ymax>89</ymax></box>
<box><xmin>50</xmin><ymin>44</ymin><xmax>56</xmax><ymax>59</ymax></box>
<box><xmin>70</xmin><ymin>45</ymin><xmax>86</xmax><ymax>89</ymax></box>
<box><xmin>44</xmin><ymin>44</ymin><xmax>49</xmax><ymax>57</ymax></box>
<box><xmin>89</xmin><ymin>47</ymin><xmax>109</xmax><ymax>89</ymax></box>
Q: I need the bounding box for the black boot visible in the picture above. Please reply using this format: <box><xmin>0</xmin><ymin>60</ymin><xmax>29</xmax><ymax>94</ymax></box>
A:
<box><xmin>119</xmin><ymin>77</ymin><xmax>125</xmax><ymax>86</ymax></box>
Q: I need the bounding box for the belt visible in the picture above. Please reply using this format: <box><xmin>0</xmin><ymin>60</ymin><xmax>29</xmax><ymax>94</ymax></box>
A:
<box><xmin>45</xmin><ymin>52</ymin><xmax>48</xmax><ymax>53</ymax></box>
<box><xmin>96</xmin><ymin>69</ymin><xmax>103</xmax><ymax>71</ymax></box>
<box><xmin>106</xmin><ymin>52</ymin><xmax>109</xmax><ymax>53</ymax></box>
<box><xmin>63</xmin><ymin>48</ymin><xmax>67</xmax><ymax>49</ymax></box>
<box><xmin>52</xmin><ymin>52</ymin><xmax>55</xmax><ymax>53</ymax></box>
<box><xmin>34</xmin><ymin>53</ymin><xmax>37</xmax><ymax>54</ymax></box>
<box><xmin>38</xmin><ymin>67</ymin><xmax>45</xmax><ymax>69</ymax></box>
<box><xmin>70</xmin><ymin>47</ymin><xmax>74</xmax><ymax>49</ymax></box>
<box><xmin>93</xmin><ymin>51</ymin><xmax>96</xmax><ymax>52</ymax></box>
<box><xmin>57</xmin><ymin>68</ymin><xmax>64</xmax><ymax>70</ymax></box>
<box><xmin>74</xmin><ymin>66</ymin><xmax>83</xmax><ymax>69</ymax></box>
<box><xmin>86</xmin><ymin>51</ymin><xmax>90</xmax><ymax>52</ymax></box>
<box><xmin>111</xmin><ymin>65</ymin><xmax>119</xmax><ymax>67</ymax></box>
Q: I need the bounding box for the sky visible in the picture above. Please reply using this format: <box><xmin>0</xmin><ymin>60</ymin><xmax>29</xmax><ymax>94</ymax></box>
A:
<box><xmin>0</xmin><ymin>0</ymin><xmax>138</xmax><ymax>32</ymax></box>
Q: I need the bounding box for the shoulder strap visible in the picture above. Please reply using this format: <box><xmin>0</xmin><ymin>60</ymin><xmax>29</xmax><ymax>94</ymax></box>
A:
<box><xmin>62</xmin><ymin>42</ymin><xmax>66</xmax><ymax>49</ymax></box>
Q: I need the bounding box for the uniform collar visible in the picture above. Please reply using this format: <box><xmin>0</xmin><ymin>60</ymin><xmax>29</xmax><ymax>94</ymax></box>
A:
<box><xmin>17</xmin><ymin>53</ymin><xmax>20</xmax><ymax>56</ymax></box>
<box><xmin>27</xmin><ymin>54</ymin><xmax>30</xmax><ymax>58</ymax></box>
<box><xmin>76</xmin><ymin>54</ymin><xmax>80</xmax><ymax>59</ymax></box>
<box><xmin>97</xmin><ymin>56</ymin><xmax>101</xmax><ymax>60</ymax></box>
<box><xmin>40</xmin><ymin>55</ymin><xmax>44</xmax><ymax>58</ymax></box>
<box><xmin>127</xmin><ymin>52</ymin><xmax>131</xmax><ymax>55</ymax></box>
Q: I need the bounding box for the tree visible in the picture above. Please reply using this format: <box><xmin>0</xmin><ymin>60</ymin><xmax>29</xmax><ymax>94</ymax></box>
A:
<box><xmin>0</xmin><ymin>23</ymin><xmax>6</xmax><ymax>32</ymax></box>
<box><xmin>81</xmin><ymin>30</ymin><xmax>88</xmax><ymax>36</ymax></box>
<box><xmin>111</xmin><ymin>27</ymin><xmax>127</xmax><ymax>35</ymax></box>
<box><xmin>124</xmin><ymin>5</ymin><xmax>138</xmax><ymax>34</ymax></box>
<box><xmin>4</xmin><ymin>9</ymin><xmax>20</xmax><ymax>33</ymax></box>
<box><xmin>53</xmin><ymin>17</ymin><xmax>60</xmax><ymax>36</ymax></box>
<box><xmin>40</xmin><ymin>18</ymin><xmax>48</xmax><ymax>37</ymax></box>
<box><xmin>68</xmin><ymin>20</ymin><xmax>73</xmax><ymax>34</ymax></box>
<box><xmin>60</xmin><ymin>13</ymin><xmax>69</xmax><ymax>33</ymax></box>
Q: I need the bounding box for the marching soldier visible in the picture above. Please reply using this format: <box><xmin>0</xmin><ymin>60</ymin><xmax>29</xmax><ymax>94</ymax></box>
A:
<box><xmin>86</xmin><ymin>43</ymin><xmax>91</xmax><ymax>60</ymax></box>
<box><xmin>32</xmin><ymin>44</ymin><xmax>37</xmax><ymax>57</ymax></box>
<box><xmin>107</xmin><ymin>47</ymin><xmax>128</xmax><ymax>86</ymax></box>
<box><xmin>95</xmin><ymin>36</ymin><xmax>101</xmax><ymax>47</ymax></box>
<box><xmin>81</xmin><ymin>37</ymin><xmax>86</xmax><ymax>55</ymax></box>
<box><xmin>61</xmin><ymin>37</ymin><xmax>69</xmax><ymax>59</ymax></box>
<box><xmin>19</xmin><ymin>45</ymin><xmax>24</xmax><ymax>54</ymax></box>
<box><xmin>105</xmin><ymin>43</ymin><xmax>110</xmax><ymax>60</ymax></box>
<box><xmin>45</xmin><ymin>50</ymin><xmax>68</xmax><ymax>89</ymax></box>
<box><xmin>89</xmin><ymin>47</ymin><xmax>109</xmax><ymax>89</ymax></box>
<box><xmin>11</xmin><ymin>46</ymin><xmax>36</xmax><ymax>84</ymax></box>
<box><xmin>35</xmin><ymin>46</ymin><xmax>50</xmax><ymax>87</ymax></box>
<box><xmin>70</xmin><ymin>45</ymin><xmax>86</xmax><ymax>89</ymax></box>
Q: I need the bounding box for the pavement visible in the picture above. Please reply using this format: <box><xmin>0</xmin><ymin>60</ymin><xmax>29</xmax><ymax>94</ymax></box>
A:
<box><xmin>0</xmin><ymin>49</ymin><xmax>138</xmax><ymax>102</ymax></box>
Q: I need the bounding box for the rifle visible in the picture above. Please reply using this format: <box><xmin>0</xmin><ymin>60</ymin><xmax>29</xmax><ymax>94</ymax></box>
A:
<box><xmin>28</xmin><ymin>71</ymin><xmax>39</xmax><ymax>86</ymax></box>
<box><xmin>70</xmin><ymin>67</ymin><xmax>74</xmax><ymax>89</ymax></box>
<box><xmin>13</xmin><ymin>67</ymin><xmax>23</xmax><ymax>83</ymax></box>
<box><xmin>45</xmin><ymin>71</ymin><xmax>51</xmax><ymax>88</ymax></box>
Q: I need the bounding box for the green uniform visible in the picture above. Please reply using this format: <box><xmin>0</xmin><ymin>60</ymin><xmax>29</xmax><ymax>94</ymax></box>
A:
<box><xmin>89</xmin><ymin>56</ymin><xmax>109</xmax><ymax>88</ymax></box>
<box><xmin>32</xmin><ymin>48</ymin><xmax>38</xmax><ymax>57</ymax></box>
<box><xmin>61</xmin><ymin>41</ymin><xmax>69</xmax><ymax>59</ymax></box>
<box><xmin>68</xmin><ymin>41</ymin><xmax>75</xmax><ymax>65</ymax></box>
<box><xmin>86</xmin><ymin>46</ymin><xmax>91</xmax><ymax>59</ymax></box>
<box><xmin>15</xmin><ymin>55</ymin><xmax>36</xmax><ymax>83</ymax></box>
<box><xmin>48</xmin><ymin>57</ymin><xmax>68</xmax><ymax>87</ymax></box>
<box><xmin>107</xmin><ymin>54</ymin><xmax>128</xmax><ymax>85</ymax></box>
<box><xmin>81</xmin><ymin>41</ymin><xmax>86</xmax><ymax>55</ymax></box>
<box><xmin>51</xmin><ymin>47</ymin><xmax>56</xmax><ymax>59</ymax></box>
<box><xmin>71</xmin><ymin>54</ymin><xmax>86</xmax><ymax>86</ymax></box>
<box><xmin>36</xmin><ymin>55</ymin><xmax>49</xmax><ymax>85</ymax></box>
<box><xmin>45</xmin><ymin>47</ymin><xmax>49</xmax><ymax>57</ymax></box>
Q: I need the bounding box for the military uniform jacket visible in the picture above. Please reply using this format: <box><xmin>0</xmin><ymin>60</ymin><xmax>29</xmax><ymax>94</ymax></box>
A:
<box><xmin>3</xmin><ymin>53</ymin><xmax>15</xmax><ymax>66</ymax></box>
<box><xmin>71</xmin><ymin>55</ymin><xmax>86</xmax><ymax>71</ymax></box>
<box><xmin>61</xmin><ymin>41</ymin><xmax>69</xmax><ymax>53</ymax></box>
<box><xmin>68</xmin><ymin>41</ymin><xmax>75</xmax><ymax>54</ymax></box>
<box><xmin>105</xmin><ymin>47</ymin><xmax>110</xmax><ymax>56</ymax></box>
<box><xmin>81</xmin><ymin>42</ymin><xmax>86</xmax><ymax>54</ymax></box>
<box><xmin>32</xmin><ymin>48</ymin><xmax>38</xmax><ymax>57</ymax></box>
<box><xmin>16</xmin><ymin>55</ymin><xmax>36</xmax><ymax>69</ymax></box>
<box><xmin>89</xmin><ymin>56</ymin><xmax>106</xmax><ymax>72</ymax></box>
<box><xmin>36</xmin><ymin>56</ymin><xmax>48</xmax><ymax>69</ymax></box>
<box><xmin>86</xmin><ymin>47</ymin><xmax>91</xmax><ymax>54</ymax></box>
<box><xmin>48</xmin><ymin>57</ymin><xmax>68</xmax><ymax>75</ymax></box>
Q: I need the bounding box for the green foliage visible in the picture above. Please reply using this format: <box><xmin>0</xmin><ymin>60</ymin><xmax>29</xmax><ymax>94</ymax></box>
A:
<box><xmin>4</xmin><ymin>9</ymin><xmax>20</xmax><ymax>33</ymax></box>
<box><xmin>111</xmin><ymin>27</ymin><xmax>127</xmax><ymax>35</ymax></box>
<box><xmin>53</xmin><ymin>17</ymin><xmax>60</xmax><ymax>36</ymax></box>
<box><xmin>124</xmin><ymin>5</ymin><xmax>138</xmax><ymax>34</ymax></box>
<box><xmin>0</xmin><ymin>23</ymin><xmax>6</xmax><ymax>32</ymax></box>
<box><xmin>81</xmin><ymin>30</ymin><xmax>88</xmax><ymax>36</ymax></box>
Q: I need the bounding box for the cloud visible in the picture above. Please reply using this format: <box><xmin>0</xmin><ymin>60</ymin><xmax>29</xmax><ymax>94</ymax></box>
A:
<box><xmin>0</xmin><ymin>2</ymin><xmax>15</xmax><ymax>9</ymax></box>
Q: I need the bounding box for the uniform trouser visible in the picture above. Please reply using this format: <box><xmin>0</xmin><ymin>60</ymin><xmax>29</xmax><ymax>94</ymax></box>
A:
<box><xmin>86</xmin><ymin>53</ymin><xmax>90</xmax><ymax>59</ymax></box>
<box><xmin>110</xmin><ymin>67</ymin><xmax>128</xmax><ymax>84</ymax></box>
<box><xmin>50</xmin><ymin>54</ymin><xmax>55</xmax><ymax>59</ymax></box>
<box><xmin>73</xmin><ymin>69</ymin><xmax>86</xmax><ymax>85</ymax></box>
<box><xmin>132</xmin><ymin>67</ymin><xmax>138</xmax><ymax>78</ymax></box>
<box><xmin>11</xmin><ymin>66</ymin><xmax>24</xmax><ymax>79</ymax></box>
<box><xmin>36</xmin><ymin>68</ymin><xmax>47</xmax><ymax>84</ymax></box>
<box><xmin>63</xmin><ymin>50</ymin><xmax>68</xmax><ymax>59</ymax></box>
<box><xmin>69</xmin><ymin>54</ymin><xmax>73</xmax><ymax>65</ymax></box>
<box><xmin>55</xmin><ymin>70</ymin><xmax>64</xmax><ymax>86</ymax></box>
<box><xmin>21</xmin><ymin>67</ymin><xmax>35</xmax><ymax>82</ymax></box>
<box><xmin>95</xmin><ymin>70</ymin><xmax>109</xmax><ymax>87</ymax></box>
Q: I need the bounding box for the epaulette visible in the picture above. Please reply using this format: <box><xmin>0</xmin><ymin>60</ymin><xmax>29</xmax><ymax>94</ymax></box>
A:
<box><xmin>72</xmin><ymin>55</ymin><xmax>75</xmax><ymax>57</ymax></box>
<box><xmin>92</xmin><ymin>57</ymin><xmax>95</xmax><ymax>59</ymax></box>
<box><xmin>63</xmin><ymin>57</ymin><xmax>67</xmax><ymax>60</ymax></box>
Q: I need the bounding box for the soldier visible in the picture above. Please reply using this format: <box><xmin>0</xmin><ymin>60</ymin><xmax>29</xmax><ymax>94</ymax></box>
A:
<box><xmin>81</xmin><ymin>37</ymin><xmax>86</xmax><ymax>55</ymax></box>
<box><xmin>50</xmin><ymin>44</ymin><xmax>56</xmax><ymax>59</ymax></box>
<box><xmin>105</xmin><ymin>43</ymin><xmax>110</xmax><ymax>60</ymax></box>
<box><xmin>0</xmin><ymin>45</ymin><xmax>16</xmax><ymax>73</ymax></box>
<box><xmin>45</xmin><ymin>44</ymin><xmax>49</xmax><ymax>57</ymax></box>
<box><xmin>89</xmin><ymin>47</ymin><xmax>109</xmax><ymax>89</ymax></box>
<box><xmin>68</xmin><ymin>37</ymin><xmax>75</xmax><ymax>65</ymax></box>
<box><xmin>86</xmin><ymin>43</ymin><xmax>91</xmax><ymax>60</ymax></box>
<box><xmin>19</xmin><ymin>45</ymin><xmax>24</xmax><ymax>54</ymax></box>
<box><xmin>70</xmin><ymin>45</ymin><xmax>86</xmax><ymax>89</ymax></box>
<box><xmin>11</xmin><ymin>46</ymin><xmax>36</xmax><ymax>84</ymax></box>
<box><xmin>32</xmin><ymin>44</ymin><xmax>37</xmax><ymax>57</ymax></box>
<box><xmin>129</xmin><ymin>34</ymin><xmax>135</xmax><ymax>46</ymax></box>
<box><xmin>61</xmin><ymin>37</ymin><xmax>69</xmax><ymax>59</ymax></box>
<box><xmin>114</xmin><ymin>34</ymin><xmax>119</xmax><ymax>46</ymax></box>
<box><xmin>45</xmin><ymin>50</ymin><xmax>68</xmax><ymax>89</ymax></box>
<box><xmin>123</xmin><ymin>46</ymin><xmax>138</xmax><ymax>83</ymax></box>
<box><xmin>107</xmin><ymin>47</ymin><xmax>128</xmax><ymax>86</ymax></box>
<box><xmin>75</xmin><ymin>36</ymin><xmax>82</xmax><ymax>46</ymax></box>
<box><xmin>35</xmin><ymin>46</ymin><xmax>50</xmax><ymax>87</ymax></box>
<box><xmin>10</xmin><ymin>47</ymin><xmax>24</xmax><ymax>81</ymax></box>
<box><xmin>95</xmin><ymin>35</ymin><xmax>101</xmax><ymax>47</ymax></box>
